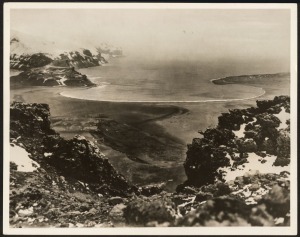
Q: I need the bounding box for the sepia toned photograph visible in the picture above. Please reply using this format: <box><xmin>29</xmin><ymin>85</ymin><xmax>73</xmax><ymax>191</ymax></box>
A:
<box><xmin>3</xmin><ymin>3</ymin><xmax>297</xmax><ymax>235</ymax></box>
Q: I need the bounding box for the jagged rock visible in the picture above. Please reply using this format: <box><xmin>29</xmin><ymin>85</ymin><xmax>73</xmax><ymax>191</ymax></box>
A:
<box><xmin>218</xmin><ymin>111</ymin><xmax>245</xmax><ymax>130</ymax></box>
<box><xmin>79</xmin><ymin>203</ymin><xmax>90</xmax><ymax>212</ymax></box>
<box><xmin>88</xmin><ymin>208</ymin><xmax>97</xmax><ymax>215</ymax></box>
<box><xmin>45</xmin><ymin>135</ymin><xmax>135</xmax><ymax>196</ymax></box>
<box><xmin>273</xmin><ymin>157</ymin><xmax>290</xmax><ymax>167</ymax></box>
<box><xmin>139</xmin><ymin>183</ymin><xmax>165</xmax><ymax>196</ymax></box>
<box><xmin>10</xmin><ymin>162</ymin><xmax>18</xmax><ymax>171</ymax></box>
<box><xmin>236</xmin><ymin>138</ymin><xmax>257</xmax><ymax>153</ymax></box>
<box><xmin>256</xmin><ymin>100</ymin><xmax>276</xmax><ymax>112</ymax></box>
<box><xmin>249</xmin><ymin>183</ymin><xmax>260</xmax><ymax>192</ymax></box>
<box><xmin>273</xmin><ymin>95</ymin><xmax>290</xmax><ymax>105</ymax></box>
<box><xmin>259</xmin><ymin>185</ymin><xmax>290</xmax><ymax>218</ymax></box>
<box><xmin>10</xmin><ymin>102</ymin><xmax>56</xmax><ymax>139</ymax></box>
<box><xmin>176</xmin><ymin>196</ymin><xmax>277</xmax><ymax>226</ymax></box>
<box><xmin>261</xmin><ymin>139</ymin><xmax>276</xmax><ymax>155</ymax></box>
<box><xmin>244</xmin><ymin>130</ymin><xmax>257</xmax><ymax>139</ymax></box>
<box><xmin>10</xmin><ymin>53</ymin><xmax>53</xmax><ymax>70</ymax></box>
<box><xmin>184</xmin><ymin>141</ymin><xmax>230</xmax><ymax>186</ymax></box>
<box><xmin>109</xmin><ymin>204</ymin><xmax>127</xmax><ymax>227</ymax></box>
<box><xmin>11</xmin><ymin>66</ymin><xmax>96</xmax><ymax>87</ymax></box>
<box><xmin>199</xmin><ymin>128</ymin><xmax>235</xmax><ymax>146</ymax></box>
<box><xmin>123</xmin><ymin>197</ymin><xmax>175</xmax><ymax>226</ymax></box>
<box><xmin>10</xmin><ymin>102</ymin><xmax>136</xmax><ymax>197</ymax></box>
<box><xmin>181</xmin><ymin>96</ymin><xmax>290</xmax><ymax>190</ymax></box>
<box><xmin>175</xmin><ymin>197</ymin><xmax>251</xmax><ymax>226</ymax></box>
<box><xmin>52</xmin><ymin>50</ymin><xmax>104</xmax><ymax>69</ymax></box>
<box><xmin>256</xmin><ymin>113</ymin><xmax>281</xmax><ymax>128</ymax></box>
<box><xmin>195</xmin><ymin>191</ymin><xmax>213</xmax><ymax>202</ymax></box>
<box><xmin>200</xmin><ymin>182</ymin><xmax>231</xmax><ymax>197</ymax></box>
<box><xmin>255</xmin><ymin>151</ymin><xmax>266</xmax><ymax>158</ymax></box>
<box><xmin>276</xmin><ymin>130</ymin><xmax>290</xmax><ymax>158</ymax></box>
<box><xmin>248</xmin><ymin>204</ymin><xmax>275</xmax><ymax>226</ymax></box>
<box><xmin>180</xmin><ymin>186</ymin><xmax>198</xmax><ymax>195</ymax></box>
<box><xmin>108</xmin><ymin>197</ymin><xmax>124</xmax><ymax>205</ymax></box>
<box><xmin>266</xmin><ymin>104</ymin><xmax>282</xmax><ymax>114</ymax></box>
<box><xmin>286</xmin><ymin>119</ymin><xmax>290</xmax><ymax>131</ymax></box>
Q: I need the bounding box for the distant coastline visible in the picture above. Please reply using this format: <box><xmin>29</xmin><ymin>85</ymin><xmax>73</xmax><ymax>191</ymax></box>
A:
<box><xmin>210</xmin><ymin>72</ymin><xmax>290</xmax><ymax>85</ymax></box>
<box><xmin>58</xmin><ymin>72</ymin><xmax>271</xmax><ymax>103</ymax></box>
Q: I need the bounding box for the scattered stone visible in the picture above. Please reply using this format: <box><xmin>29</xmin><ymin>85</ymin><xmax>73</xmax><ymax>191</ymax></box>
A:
<box><xmin>108</xmin><ymin>196</ymin><xmax>124</xmax><ymax>205</ymax></box>
<box><xmin>18</xmin><ymin>207</ymin><xmax>33</xmax><ymax>217</ymax></box>
<box><xmin>109</xmin><ymin>204</ymin><xmax>127</xmax><ymax>227</ymax></box>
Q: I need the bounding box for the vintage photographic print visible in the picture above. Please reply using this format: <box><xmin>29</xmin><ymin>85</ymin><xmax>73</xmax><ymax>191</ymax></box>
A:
<box><xmin>3</xmin><ymin>3</ymin><xmax>297</xmax><ymax>235</ymax></box>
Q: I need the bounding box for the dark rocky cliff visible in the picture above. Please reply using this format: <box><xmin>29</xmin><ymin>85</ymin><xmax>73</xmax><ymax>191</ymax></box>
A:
<box><xmin>52</xmin><ymin>49</ymin><xmax>108</xmax><ymax>69</ymax></box>
<box><xmin>10</xmin><ymin>53</ymin><xmax>53</xmax><ymax>70</ymax></box>
<box><xmin>10</xmin><ymin>102</ymin><xmax>135</xmax><ymax>196</ymax></box>
<box><xmin>182</xmin><ymin>96</ymin><xmax>290</xmax><ymax>187</ymax></box>
<box><xmin>10</xmin><ymin>67</ymin><xmax>96</xmax><ymax>87</ymax></box>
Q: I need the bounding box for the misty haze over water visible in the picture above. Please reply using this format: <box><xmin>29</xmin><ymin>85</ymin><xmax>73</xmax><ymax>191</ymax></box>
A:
<box><xmin>11</xmin><ymin>8</ymin><xmax>290</xmax><ymax>74</ymax></box>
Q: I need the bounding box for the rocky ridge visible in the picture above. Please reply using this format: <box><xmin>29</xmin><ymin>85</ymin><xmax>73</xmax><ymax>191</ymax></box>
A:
<box><xmin>10</xmin><ymin>31</ymin><xmax>119</xmax><ymax>70</ymax></box>
<box><xmin>10</xmin><ymin>66</ymin><xmax>96</xmax><ymax>87</ymax></box>
<box><xmin>9</xmin><ymin>31</ymin><xmax>121</xmax><ymax>87</ymax></box>
<box><xmin>182</xmin><ymin>95</ymin><xmax>290</xmax><ymax>187</ymax></box>
<box><xmin>9</xmin><ymin>96</ymin><xmax>291</xmax><ymax>227</ymax></box>
<box><xmin>10</xmin><ymin>53</ymin><xmax>53</xmax><ymax>71</ymax></box>
<box><xmin>51</xmin><ymin>49</ymin><xmax>108</xmax><ymax>69</ymax></box>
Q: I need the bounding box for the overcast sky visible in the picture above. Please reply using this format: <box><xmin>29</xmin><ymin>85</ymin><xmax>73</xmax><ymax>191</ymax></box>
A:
<box><xmin>11</xmin><ymin>8</ymin><xmax>290</xmax><ymax>70</ymax></box>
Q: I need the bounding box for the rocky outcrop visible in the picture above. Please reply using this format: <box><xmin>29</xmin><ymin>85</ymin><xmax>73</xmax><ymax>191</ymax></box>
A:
<box><xmin>10</xmin><ymin>102</ymin><xmax>135</xmax><ymax>196</ymax></box>
<box><xmin>123</xmin><ymin>195</ymin><xmax>176</xmax><ymax>226</ymax></box>
<box><xmin>9</xmin><ymin>169</ymin><xmax>115</xmax><ymax>228</ymax></box>
<box><xmin>10</xmin><ymin>66</ymin><xmax>96</xmax><ymax>87</ymax></box>
<box><xmin>52</xmin><ymin>49</ymin><xmax>108</xmax><ymax>69</ymax></box>
<box><xmin>175</xmin><ymin>197</ymin><xmax>274</xmax><ymax>226</ymax></box>
<box><xmin>182</xmin><ymin>96</ymin><xmax>290</xmax><ymax>188</ymax></box>
<box><xmin>44</xmin><ymin>135</ymin><xmax>136</xmax><ymax>196</ymax></box>
<box><xmin>184</xmin><ymin>139</ymin><xmax>230</xmax><ymax>186</ymax></box>
<box><xmin>10</xmin><ymin>53</ymin><xmax>53</xmax><ymax>70</ymax></box>
<box><xmin>10</xmin><ymin>31</ymin><xmax>110</xmax><ymax>70</ymax></box>
<box><xmin>138</xmin><ymin>183</ymin><xmax>166</xmax><ymax>196</ymax></box>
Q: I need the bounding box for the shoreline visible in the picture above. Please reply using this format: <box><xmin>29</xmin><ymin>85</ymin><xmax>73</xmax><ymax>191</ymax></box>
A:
<box><xmin>58</xmin><ymin>85</ymin><xmax>266</xmax><ymax>103</ymax></box>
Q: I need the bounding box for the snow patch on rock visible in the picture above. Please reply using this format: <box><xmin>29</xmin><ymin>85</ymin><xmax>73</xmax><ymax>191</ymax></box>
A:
<box><xmin>275</xmin><ymin>107</ymin><xmax>289</xmax><ymax>130</ymax></box>
<box><xmin>10</xmin><ymin>144</ymin><xmax>40</xmax><ymax>172</ymax></box>
<box><xmin>218</xmin><ymin>152</ymin><xmax>290</xmax><ymax>182</ymax></box>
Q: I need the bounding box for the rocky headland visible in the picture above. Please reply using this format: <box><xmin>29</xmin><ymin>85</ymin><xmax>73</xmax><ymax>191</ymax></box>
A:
<box><xmin>51</xmin><ymin>49</ymin><xmax>108</xmax><ymax>69</ymax></box>
<box><xmin>9</xmin><ymin>95</ymin><xmax>290</xmax><ymax>227</ymax></box>
<box><xmin>212</xmin><ymin>73</ymin><xmax>290</xmax><ymax>85</ymax></box>
<box><xmin>9</xmin><ymin>31</ymin><xmax>123</xmax><ymax>87</ymax></box>
<box><xmin>10</xmin><ymin>66</ymin><xmax>96</xmax><ymax>87</ymax></box>
<box><xmin>10</xmin><ymin>31</ymin><xmax>117</xmax><ymax>70</ymax></box>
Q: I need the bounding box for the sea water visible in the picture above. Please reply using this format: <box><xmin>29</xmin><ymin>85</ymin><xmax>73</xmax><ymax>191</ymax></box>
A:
<box><xmin>61</xmin><ymin>57</ymin><xmax>266</xmax><ymax>103</ymax></box>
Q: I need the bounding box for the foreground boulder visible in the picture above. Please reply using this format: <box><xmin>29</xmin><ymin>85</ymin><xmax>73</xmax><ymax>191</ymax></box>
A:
<box><xmin>123</xmin><ymin>196</ymin><xmax>176</xmax><ymax>226</ymax></box>
<box><xmin>175</xmin><ymin>197</ymin><xmax>274</xmax><ymax>226</ymax></box>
